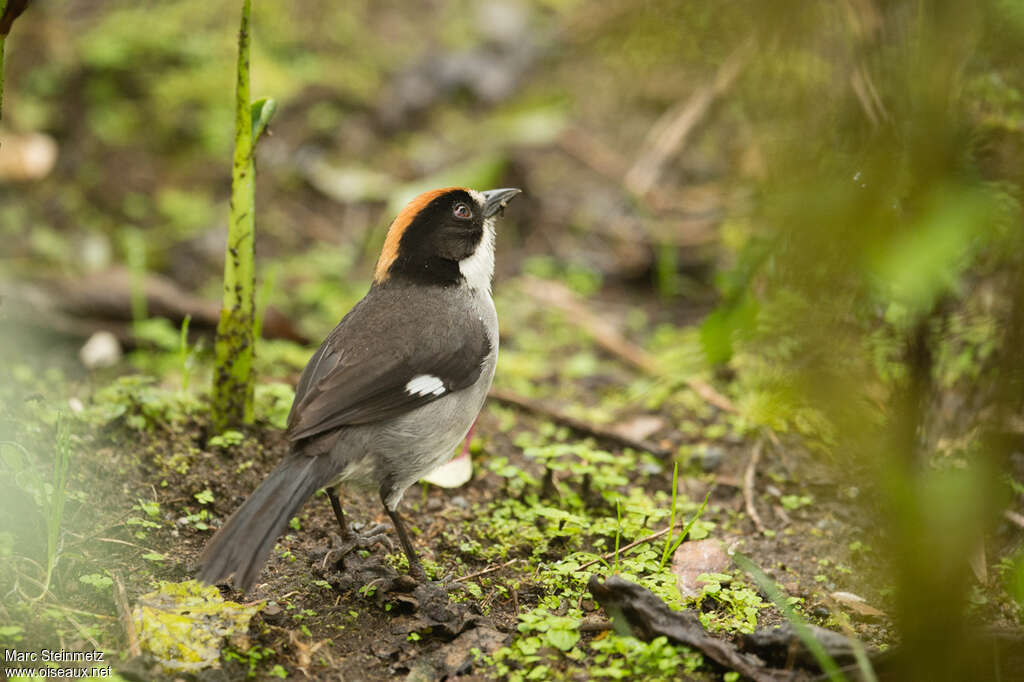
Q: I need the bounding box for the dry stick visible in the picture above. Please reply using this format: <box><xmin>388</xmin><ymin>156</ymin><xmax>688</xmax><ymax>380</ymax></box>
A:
<box><xmin>575</xmin><ymin>525</ymin><xmax>673</xmax><ymax>572</ymax></box>
<box><xmin>624</xmin><ymin>41</ymin><xmax>751</xmax><ymax>198</ymax></box>
<box><xmin>558</xmin><ymin>126</ymin><xmax>630</xmax><ymax>183</ymax></box>
<box><xmin>1004</xmin><ymin>509</ymin><xmax>1024</xmax><ymax>530</ymax></box>
<box><xmin>743</xmin><ymin>439</ymin><xmax>766</xmax><ymax>534</ymax></box>
<box><xmin>113</xmin><ymin>574</ymin><xmax>141</xmax><ymax>658</ymax></box>
<box><xmin>488</xmin><ymin>387</ymin><xmax>667</xmax><ymax>456</ymax></box>
<box><xmin>520</xmin><ymin>276</ymin><xmax>736</xmax><ymax>414</ymax></box>
<box><xmin>453</xmin><ymin>558</ymin><xmax>520</xmax><ymax>583</ymax></box>
<box><xmin>558</xmin><ymin>127</ymin><xmax>728</xmax><ymax>220</ymax></box>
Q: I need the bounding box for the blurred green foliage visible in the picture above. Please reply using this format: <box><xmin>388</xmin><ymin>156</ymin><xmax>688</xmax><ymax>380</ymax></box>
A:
<box><xmin>2</xmin><ymin>0</ymin><xmax>1024</xmax><ymax>678</ymax></box>
<box><xmin>699</xmin><ymin>1</ymin><xmax>1024</xmax><ymax>678</ymax></box>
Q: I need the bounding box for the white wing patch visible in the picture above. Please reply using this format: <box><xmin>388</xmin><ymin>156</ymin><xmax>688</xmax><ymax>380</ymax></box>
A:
<box><xmin>406</xmin><ymin>374</ymin><xmax>446</xmax><ymax>397</ymax></box>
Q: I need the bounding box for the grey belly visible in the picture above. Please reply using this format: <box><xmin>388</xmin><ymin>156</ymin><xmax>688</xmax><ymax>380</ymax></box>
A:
<box><xmin>326</xmin><ymin>348</ymin><xmax>497</xmax><ymax>509</ymax></box>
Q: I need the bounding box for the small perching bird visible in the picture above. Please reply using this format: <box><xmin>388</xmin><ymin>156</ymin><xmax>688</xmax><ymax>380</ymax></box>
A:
<box><xmin>197</xmin><ymin>186</ymin><xmax>521</xmax><ymax>592</ymax></box>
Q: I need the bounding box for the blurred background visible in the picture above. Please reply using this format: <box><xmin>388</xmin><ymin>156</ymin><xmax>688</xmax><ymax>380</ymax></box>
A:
<box><xmin>2</xmin><ymin>1</ymin><xmax>1024</xmax><ymax>680</ymax></box>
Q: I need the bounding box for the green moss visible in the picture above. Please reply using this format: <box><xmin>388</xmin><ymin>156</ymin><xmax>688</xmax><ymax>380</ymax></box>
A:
<box><xmin>132</xmin><ymin>580</ymin><xmax>263</xmax><ymax>673</ymax></box>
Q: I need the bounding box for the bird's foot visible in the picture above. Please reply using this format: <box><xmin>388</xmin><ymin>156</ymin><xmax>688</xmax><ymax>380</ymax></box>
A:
<box><xmin>320</xmin><ymin>524</ymin><xmax>394</xmax><ymax>570</ymax></box>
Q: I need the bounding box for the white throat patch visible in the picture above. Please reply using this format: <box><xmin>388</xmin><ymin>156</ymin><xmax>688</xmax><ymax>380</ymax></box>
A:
<box><xmin>459</xmin><ymin>216</ymin><xmax>497</xmax><ymax>294</ymax></box>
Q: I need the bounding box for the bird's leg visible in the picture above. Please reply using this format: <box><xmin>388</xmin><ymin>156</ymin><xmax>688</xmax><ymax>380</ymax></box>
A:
<box><xmin>321</xmin><ymin>487</ymin><xmax>391</xmax><ymax>569</ymax></box>
<box><xmin>385</xmin><ymin>506</ymin><xmax>428</xmax><ymax>582</ymax></box>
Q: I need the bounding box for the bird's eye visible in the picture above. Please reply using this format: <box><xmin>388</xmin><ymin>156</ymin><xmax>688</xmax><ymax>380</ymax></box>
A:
<box><xmin>453</xmin><ymin>202</ymin><xmax>473</xmax><ymax>220</ymax></box>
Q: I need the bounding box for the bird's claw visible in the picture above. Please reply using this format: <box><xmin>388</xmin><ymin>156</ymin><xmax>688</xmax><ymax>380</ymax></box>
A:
<box><xmin>320</xmin><ymin>525</ymin><xmax>394</xmax><ymax>569</ymax></box>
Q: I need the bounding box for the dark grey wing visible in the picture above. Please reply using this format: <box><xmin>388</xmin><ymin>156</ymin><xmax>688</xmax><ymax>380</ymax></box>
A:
<box><xmin>285</xmin><ymin>313</ymin><xmax>491</xmax><ymax>442</ymax></box>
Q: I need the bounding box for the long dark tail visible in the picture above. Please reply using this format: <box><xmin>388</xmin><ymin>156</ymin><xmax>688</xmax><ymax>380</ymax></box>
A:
<box><xmin>197</xmin><ymin>457</ymin><xmax>325</xmax><ymax>592</ymax></box>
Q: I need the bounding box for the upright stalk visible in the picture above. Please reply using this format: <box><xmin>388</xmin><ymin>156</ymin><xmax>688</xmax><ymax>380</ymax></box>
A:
<box><xmin>0</xmin><ymin>38</ymin><xmax>6</xmax><ymax>121</ymax></box>
<box><xmin>212</xmin><ymin>0</ymin><xmax>256</xmax><ymax>432</ymax></box>
<box><xmin>0</xmin><ymin>0</ymin><xmax>30</xmax><ymax>120</ymax></box>
<box><xmin>1</xmin><ymin>0</ymin><xmax>8</xmax><ymax>120</ymax></box>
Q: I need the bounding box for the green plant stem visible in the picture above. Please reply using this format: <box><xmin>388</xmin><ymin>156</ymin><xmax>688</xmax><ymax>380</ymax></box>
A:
<box><xmin>0</xmin><ymin>0</ymin><xmax>6</xmax><ymax>121</ymax></box>
<box><xmin>34</xmin><ymin>414</ymin><xmax>70</xmax><ymax>602</ymax></box>
<box><xmin>613</xmin><ymin>498</ymin><xmax>622</xmax><ymax>574</ymax></box>
<box><xmin>667</xmin><ymin>491</ymin><xmax>710</xmax><ymax>556</ymax></box>
<box><xmin>659</xmin><ymin>460</ymin><xmax>679</xmax><ymax>570</ymax></box>
<box><xmin>212</xmin><ymin>0</ymin><xmax>256</xmax><ymax>431</ymax></box>
<box><xmin>0</xmin><ymin>34</ymin><xmax>6</xmax><ymax>120</ymax></box>
<box><xmin>179</xmin><ymin>314</ymin><xmax>192</xmax><ymax>392</ymax></box>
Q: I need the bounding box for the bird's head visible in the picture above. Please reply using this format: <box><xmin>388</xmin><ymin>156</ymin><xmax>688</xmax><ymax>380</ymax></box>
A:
<box><xmin>374</xmin><ymin>187</ymin><xmax>521</xmax><ymax>292</ymax></box>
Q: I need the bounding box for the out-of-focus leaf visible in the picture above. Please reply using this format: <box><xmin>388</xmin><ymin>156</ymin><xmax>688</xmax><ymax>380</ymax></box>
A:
<box><xmin>387</xmin><ymin>153</ymin><xmax>508</xmax><ymax>216</ymax></box>
<box><xmin>486</xmin><ymin>103</ymin><xmax>569</xmax><ymax>146</ymax></box>
<box><xmin>700</xmin><ymin>293</ymin><xmax>757</xmax><ymax>366</ymax></box>
<box><xmin>299</xmin><ymin>154</ymin><xmax>395</xmax><ymax>203</ymax></box>
<box><xmin>869</xmin><ymin>186</ymin><xmax>996</xmax><ymax>315</ymax></box>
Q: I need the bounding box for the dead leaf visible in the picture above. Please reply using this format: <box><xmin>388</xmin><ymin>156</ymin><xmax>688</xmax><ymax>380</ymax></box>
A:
<box><xmin>671</xmin><ymin>539</ymin><xmax>731</xmax><ymax>598</ymax></box>
<box><xmin>612</xmin><ymin>415</ymin><xmax>665</xmax><ymax>442</ymax></box>
<box><xmin>829</xmin><ymin>591</ymin><xmax>886</xmax><ymax>618</ymax></box>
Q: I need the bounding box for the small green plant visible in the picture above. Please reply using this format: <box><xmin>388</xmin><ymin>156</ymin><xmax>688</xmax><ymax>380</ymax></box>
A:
<box><xmin>208</xmin><ymin>430</ymin><xmax>245</xmax><ymax>448</ymax></box>
<box><xmin>688</xmin><ymin>571</ymin><xmax>765</xmax><ymax>634</ymax></box>
<box><xmin>34</xmin><ymin>413</ymin><xmax>71</xmax><ymax>601</ymax></box>
<box><xmin>590</xmin><ymin>634</ymin><xmax>701</xmax><ymax>680</ymax></box>
<box><xmin>223</xmin><ymin>643</ymin><xmax>277</xmax><ymax>678</ymax></box>
<box><xmin>660</xmin><ymin>483</ymin><xmax>710</xmax><ymax>571</ymax></box>
<box><xmin>79</xmin><ymin>573</ymin><xmax>113</xmax><ymax>592</ymax></box>
<box><xmin>780</xmin><ymin>494</ymin><xmax>813</xmax><ymax>511</ymax></box>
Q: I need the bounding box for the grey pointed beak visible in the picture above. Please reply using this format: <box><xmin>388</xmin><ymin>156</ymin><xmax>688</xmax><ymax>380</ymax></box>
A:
<box><xmin>481</xmin><ymin>188</ymin><xmax>522</xmax><ymax>218</ymax></box>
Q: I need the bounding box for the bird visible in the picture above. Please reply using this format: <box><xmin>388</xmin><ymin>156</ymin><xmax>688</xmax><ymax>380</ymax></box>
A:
<box><xmin>197</xmin><ymin>186</ymin><xmax>521</xmax><ymax>592</ymax></box>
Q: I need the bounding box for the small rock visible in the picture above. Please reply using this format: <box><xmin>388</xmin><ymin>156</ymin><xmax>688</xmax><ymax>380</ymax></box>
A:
<box><xmin>0</xmin><ymin>131</ymin><xmax>58</xmax><ymax>181</ymax></box>
<box><xmin>79</xmin><ymin>330</ymin><xmax>122</xmax><ymax>369</ymax></box>
<box><xmin>449</xmin><ymin>495</ymin><xmax>468</xmax><ymax>509</ymax></box>
<box><xmin>697</xmin><ymin>446</ymin><xmax>725</xmax><ymax>472</ymax></box>
<box><xmin>441</xmin><ymin>626</ymin><xmax>506</xmax><ymax>675</ymax></box>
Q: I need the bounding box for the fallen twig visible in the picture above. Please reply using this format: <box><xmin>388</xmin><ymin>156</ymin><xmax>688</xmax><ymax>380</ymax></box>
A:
<box><xmin>743</xmin><ymin>440</ymin><xmax>766</xmax><ymax>534</ymax></box>
<box><xmin>454</xmin><ymin>558</ymin><xmax>520</xmax><ymax>583</ymax></box>
<box><xmin>487</xmin><ymin>387</ymin><xmax>667</xmax><ymax>456</ymax></box>
<box><xmin>519</xmin><ymin>276</ymin><xmax>736</xmax><ymax>414</ymax></box>
<box><xmin>624</xmin><ymin>42</ymin><xmax>752</xmax><ymax>198</ymax></box>
<box><xmin>575</xmin><ymin>525</ymin><xmax>673</xmax><ymax>572</ymax></box>
<box><xmin>114</xmin><ymin>573</ymin><xmax>142</xmax><ymax>658</ymax></box>
<box><xmin>557</xmin><ymin>126</ymin><xmax>630</xmax><ymax>183</ymax></box>
<box><xmin>1003</xmin><ymin>509</ymin><xmax>1024</xmax><ymax>530</ymax></box>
